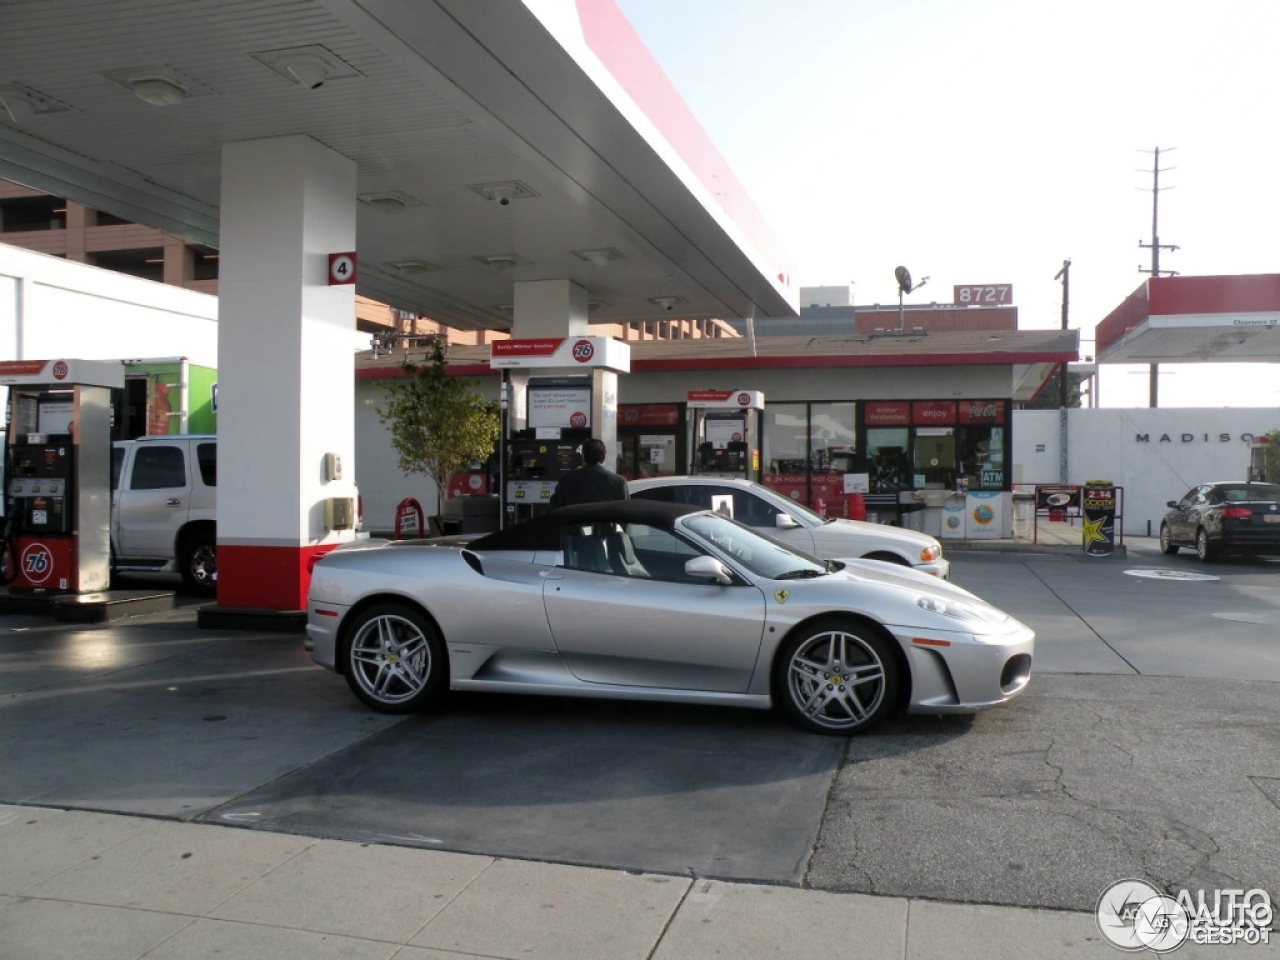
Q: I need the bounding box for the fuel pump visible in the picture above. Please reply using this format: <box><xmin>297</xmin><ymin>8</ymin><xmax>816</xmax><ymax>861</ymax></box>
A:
<box><xmin>687</xmin><ymin>389</ymin><xmax>764</xmax><ymax>482</ymax></box>
<box><xmin>0</xmin><ymin>359</ymin><xmax>121</xmax><ymax>592</ymax></box>
<box><xmin>490</xmin><ymin>337</ymin><xmax>631</xmax><ymax>526</ymax></box>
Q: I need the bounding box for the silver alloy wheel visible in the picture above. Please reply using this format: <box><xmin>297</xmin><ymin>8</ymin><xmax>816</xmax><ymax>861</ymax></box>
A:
<box><xmin>785</xmin><ymin>628</ymin><xmax>887</xmax><ymax>731</ymax></box>
<box><xmin>1196</xmin><ymin>528</ymin><xmax>1213</xmax><ymax>562</ymax></box>
<box><xmin>1159</xmin><ymin>524</ymin><xmax>1173</xmax><ymax>554</ymax></box>
<box><xmin>349</xmin><ymin>613</ymin><xmax>433</xmax><ymax>707</ymax></box>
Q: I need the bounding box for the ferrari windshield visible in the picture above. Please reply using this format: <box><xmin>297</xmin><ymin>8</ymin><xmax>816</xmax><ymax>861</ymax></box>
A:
<box><xmin>682</xmin><ymin>512</ymin><xmax>828</xmax><ymax>580</ymax></box>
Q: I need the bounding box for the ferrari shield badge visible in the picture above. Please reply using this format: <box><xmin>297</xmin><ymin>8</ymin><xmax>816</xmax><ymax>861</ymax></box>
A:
<box><xmin>774</xmin><ymin>589</ymin><xmax>790</xmax><ymax>604</ymax></box>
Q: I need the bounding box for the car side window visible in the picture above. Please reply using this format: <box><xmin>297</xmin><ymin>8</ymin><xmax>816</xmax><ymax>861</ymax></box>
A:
<box><xmin>1191</xmin><ymin>486</ymin><xmax>1210</xmax><ymax>506</ymax></box>
<box><xmin>1179</xmin><ymin>487</ymin><xmax>1198</xmax><ymax>507</ymax></box>
<box><xmin>129</xmin><ymin>446</ymin><xmax>186</xmax><ymax>490</ymax></box>
<box><xmin>561</xmin><ymin>522</ymin><xmax>651</xmax><ymax>579</ymax></box>
<box><xmin>733</xmin><ymin>490</ymin><xmax>782</xmax><ymax>527</ymax></box>
<box><xmin>197</xmin><ymin>443</ymin><xmax>216</xmax><ymax>486</ymax></box>
<box><xmin>626</xmin><ymin>523</ymin><xmax>708</xmax><ymax>583</ymax></box>
<box><xmin>632</xmin><ymin>486</ymin><xmax>676</xmax><ymax>504</ymax></box>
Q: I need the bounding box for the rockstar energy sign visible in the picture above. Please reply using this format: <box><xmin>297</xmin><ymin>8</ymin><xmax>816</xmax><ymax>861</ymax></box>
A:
<box><xmin>1081</xmin><ymin>482</ymin><xmax>1117</xmax><ymax>557</ymax></box>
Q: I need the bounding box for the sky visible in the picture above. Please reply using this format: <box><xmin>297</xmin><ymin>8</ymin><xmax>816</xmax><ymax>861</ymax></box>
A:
<box><xmin>612</xmin><ymin>0</ymin><xmax>1280</xmax><ymax>409</ymax></box>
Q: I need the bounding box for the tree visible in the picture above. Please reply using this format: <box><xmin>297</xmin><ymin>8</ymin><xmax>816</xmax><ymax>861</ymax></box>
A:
<box><xmin>1024</xmin><ymin>367</ymin><xmax>1083</xmax><ymax>410</ymax></box>
<box><xmin>1263</xmin><ymin>429</ymin><xmax>1280</xmax><ymax>483</ymax></box>
<box><xmin>375</xmin><ymin>339</ymin><xmax>500</xmax><ymax>516</ymax></box>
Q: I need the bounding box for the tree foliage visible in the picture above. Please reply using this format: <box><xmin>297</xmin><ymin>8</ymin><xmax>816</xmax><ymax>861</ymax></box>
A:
<box><xmin>1023</xmin><ymin>367</ymin><xmax>1083</xmax><ymax>410</ymax></box>
<box><xmin>375</xmin><ymin>340</ymin><xmax>500</xmax><ymax>514</ymax></box>
<box><xmin>1263</xmin><ymin>429</ymin><xmax>1280</xmax><ymax>483</ymax></box>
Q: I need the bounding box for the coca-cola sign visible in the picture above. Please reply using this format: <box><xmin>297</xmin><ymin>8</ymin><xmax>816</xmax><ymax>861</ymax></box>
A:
<box><xmin>958</xmin><ymin>400</ymin><xmax>1005</xmax><ymax>424</ymax></box>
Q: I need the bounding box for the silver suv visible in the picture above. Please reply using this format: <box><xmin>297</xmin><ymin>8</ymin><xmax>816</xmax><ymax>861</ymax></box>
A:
<box><xmin>111</xmin><ymin>436</ymin><xmax>217</xmax><ymax>594</ymax></box>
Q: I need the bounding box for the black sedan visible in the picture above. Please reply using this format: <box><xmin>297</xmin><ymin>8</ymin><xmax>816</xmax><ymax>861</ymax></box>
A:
<box><xmin>1160</xmin><ymin>481</ymin><xmax>1280</xmax><ymax>561</ymax></box>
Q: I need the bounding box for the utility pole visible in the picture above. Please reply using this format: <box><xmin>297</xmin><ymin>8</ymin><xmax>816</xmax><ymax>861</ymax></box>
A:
<box><xmin>1138</xmin><ymin>146</ymin><xmax>1179</xmax><ymax>408</ymax></box>
<box><xmin>1054</xmin><ymin>259</ymin><xmax>1071</xmax><ymax>409</ymax></box>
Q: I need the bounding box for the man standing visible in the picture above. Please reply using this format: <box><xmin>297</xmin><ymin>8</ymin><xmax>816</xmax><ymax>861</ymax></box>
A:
<box><xmin>549</xmin><ymin>438</ymin><xmax>628</xmax><ymax>508</ymax></box>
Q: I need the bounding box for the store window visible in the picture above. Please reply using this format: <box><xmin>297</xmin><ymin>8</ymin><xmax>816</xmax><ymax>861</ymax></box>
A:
<box><xmin>761</xmin><ymin>402</ymin><xmax>861</xmax><ymax>517</ymax></box>
<box><xmin>866</xmin><ymin>428</ymin><xmax>910</xmax><ymax>491</ymax></box>
<box><xmin>956</xmin><ymin>400</ymin><xmax>1006</xmax><ymax>491</ymax></box>
<box><xmin>859</xmin><ymin>399</ymin><xmax>1009</xmax><ymax>494</ymax></box>
<box><xmin>762</xmin><ymin>403</ymin><xmax>808</xmax><ymax>476</ymax></box>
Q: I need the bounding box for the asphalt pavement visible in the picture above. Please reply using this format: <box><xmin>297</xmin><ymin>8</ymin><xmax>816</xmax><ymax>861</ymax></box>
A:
<box><xmin>1</xmin><ymin>539</ymin><xmax>1278</xmax><ymax>958</ymax></box>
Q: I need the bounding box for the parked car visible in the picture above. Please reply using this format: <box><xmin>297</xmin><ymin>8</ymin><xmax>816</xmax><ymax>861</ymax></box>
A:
<box><xmin>111</xmin><ymin>436</ymin><xmax>218</xmax><ymax>594</ymax></box>
<box><xmin>306</xmin><ymin>499</ymin><xmax>1032</xmax><ymax>735</ymax></box>
<box><xmin>112</xmin><ymin>435</ymin><xmax>363</xmax><ymax>595</ymax></box>
<box><xmin>628</xmin><ymin>476</ymin><xmax>949</xmax><ymax>578</ymax></box>
<box><xmin>1160</xmin><ymin>481</ymin><xmax>1280</xmax><ymax>561</ymax></box>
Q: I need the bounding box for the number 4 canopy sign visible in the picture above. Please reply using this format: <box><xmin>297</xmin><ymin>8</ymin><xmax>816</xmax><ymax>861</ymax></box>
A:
<box><xmin>328</xmin><ymin>252</ymin><xmax>357</xmax><ymax>286</ymax></box>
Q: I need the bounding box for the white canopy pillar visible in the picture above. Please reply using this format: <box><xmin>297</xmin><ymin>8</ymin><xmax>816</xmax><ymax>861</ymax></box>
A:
<box><xmin>509</xmin><ymin>278</ymin><xmax>617</xmax><ymax>458</ymax></box>
<box><xmin>216</xmin><ymin>135</ymin><xmax>360</xmax><ymax>610</ymax></box>
<box><xmin>512</xmin><ymin>279</ymin><xmax>589</xmax><ymax>339</ymax></box>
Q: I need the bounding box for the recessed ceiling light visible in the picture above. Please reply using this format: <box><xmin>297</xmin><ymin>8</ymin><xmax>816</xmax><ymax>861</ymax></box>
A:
<box><xmin>575</xmin><ymin>248</ymin><xmax>624</xmax><ymax>268</ymax></box>
<box><xmin>359</xmin><ymin>192</ymin><xmax>421</xmax><ymax>214</ymax></box>
<box><xmin>386</xmin><ymin>259</ymin><xmax>439</xmax><ymax>275</ymax></box>
<box><xmin>129</xmin><ymin>76</ymin><xmax>187</xmax><ymax>106</ymax></box>
<box><xmin>253</xmin><ymin>45</ymin><xmax>360</xmax><ymax>87</ymax></box>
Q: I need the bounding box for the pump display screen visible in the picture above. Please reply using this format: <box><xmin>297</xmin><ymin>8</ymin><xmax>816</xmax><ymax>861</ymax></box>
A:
<box><xmin>11</xmin><ymin>444</ymin><xmax>71</xmax><ymax>479</ymax></box>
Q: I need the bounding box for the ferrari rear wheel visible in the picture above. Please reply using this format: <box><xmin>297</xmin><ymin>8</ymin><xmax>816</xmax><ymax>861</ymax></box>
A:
<box><xmin>1195</xmin><ymin>528</ymin><xmax>1217</xmax><ymax>563</ymax></box>
<box><xmin>776</xmin><ymin>619</ymin><xmax>900</xmax><ymax>735</ymax></box>
<box><xmin>1159</xmin><ymin>523</ymin><xmax>1178</xmax><ymax>555</ymax></box>
<box><xmin>343</xmin><ymin>603</ymin><xmax>446</xmax><ymax>712</ymax></box>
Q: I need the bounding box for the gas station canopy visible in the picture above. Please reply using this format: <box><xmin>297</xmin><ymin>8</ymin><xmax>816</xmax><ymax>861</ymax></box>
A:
<box><xmin>0</xmin><ymin>0</ymin><xmax>797</xmax><ymax>330</ymax></box>
<box><xmin>1095</xmin><ymin>274</ymin><xmax>1280</xmax><ymax>363</ymax></box>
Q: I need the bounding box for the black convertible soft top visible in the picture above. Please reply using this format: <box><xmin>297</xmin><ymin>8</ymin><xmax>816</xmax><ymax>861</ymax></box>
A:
<box><xmin>468</xmin><ymin>500</ymin><xmax>701</xmax><ymax>553</ymax></box>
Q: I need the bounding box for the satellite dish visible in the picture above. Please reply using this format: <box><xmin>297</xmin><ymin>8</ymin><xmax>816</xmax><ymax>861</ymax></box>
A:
<box><xmin>894</xmin><ymin>266</ymin><xmax>913</xmax><ymax>294</ymax></box>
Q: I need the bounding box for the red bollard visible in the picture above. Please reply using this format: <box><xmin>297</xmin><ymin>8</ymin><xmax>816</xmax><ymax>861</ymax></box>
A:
<box><xmin>848</xmin><ymin>493</ymin><xmax>867</xmax><ymax>522</ymax></box>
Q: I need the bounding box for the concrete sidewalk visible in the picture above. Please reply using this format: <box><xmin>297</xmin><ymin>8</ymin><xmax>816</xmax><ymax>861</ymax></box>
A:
<box><xmin>0</xmin><ymin>804</ymin><xmax>1121</xmax><ymax>960</ymax></box>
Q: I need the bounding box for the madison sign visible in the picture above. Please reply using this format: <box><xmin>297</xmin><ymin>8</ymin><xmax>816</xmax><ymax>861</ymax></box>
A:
<box><xmin>1135</xmin><ymin>432</ymin><xmax>1264</xmax><ymax>443</ymax></box>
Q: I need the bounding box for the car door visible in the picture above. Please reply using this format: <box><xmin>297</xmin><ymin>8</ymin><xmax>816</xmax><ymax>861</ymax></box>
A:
<box><xmin>115</xmin><ymin>443</ymin><xmax>191</xmax><ymax>557</ymax></box>
<box><xmin>1168</xmin><ymin>486</ymin><xmax>1200</xmax><ymax>543</ymax></box>
<box><xmin>1182</xmin><ymin>485</ymin><xmax>1213</xmax><ymax>540</ymax></box>
<box><xmin>542</xmin><ymin>520</ymin><xmax>766</xmax><ymax>693</ymax></box>
<box><xmin>707</xmin><ymin>484</ymin><xmax>819</xmax><ymax>555</ymax></box>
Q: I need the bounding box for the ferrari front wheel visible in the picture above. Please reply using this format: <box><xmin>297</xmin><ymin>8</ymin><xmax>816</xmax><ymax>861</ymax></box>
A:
<box><xmin>343</xmin><ymin>603</ymin><xmax>446</xmax><ymax>712</ymax></box>
<box><xmin>775</xmin><ymin>618</ymin><xmax>900</xmax><ymax>735</ymax></box>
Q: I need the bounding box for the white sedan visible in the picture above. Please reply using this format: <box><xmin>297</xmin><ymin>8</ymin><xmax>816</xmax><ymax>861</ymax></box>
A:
<box><xmin>629</xmin><ymin>476</ymin><xmax>949</xmax><ymax>579</ymax></box>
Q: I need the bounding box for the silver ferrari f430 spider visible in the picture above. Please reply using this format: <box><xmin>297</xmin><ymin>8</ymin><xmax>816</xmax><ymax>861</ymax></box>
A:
<box><xmin>306</xmin><ymin>500</ymin><xmax>1033</xmax><ymax>735</ymax></box>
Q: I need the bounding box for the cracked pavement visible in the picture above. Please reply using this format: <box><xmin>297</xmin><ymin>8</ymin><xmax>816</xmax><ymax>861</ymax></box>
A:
<box><xmin>806</xmin><ymin>542</ymin><xmax>1280</xmax><ymax>913</ymax></box>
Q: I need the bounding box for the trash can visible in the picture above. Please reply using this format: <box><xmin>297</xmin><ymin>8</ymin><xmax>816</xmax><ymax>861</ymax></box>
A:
<box><xmin>1012</xmin><ymin>490</ymin><xmax>1035</xmax><ymax>540</ymax></box>
<box><xmin>1081</xmin><ymin>481</ymin><xmax>1116</xmax><ymax>557</ymax></box>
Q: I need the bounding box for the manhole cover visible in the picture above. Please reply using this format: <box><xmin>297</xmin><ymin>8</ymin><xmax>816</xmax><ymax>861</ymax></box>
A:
<box><xmin>1212</xmin><ymin>611</ymin><xmax>1280</xmax><ymax>625</ymax></box>
<box><xmin>1124</xmin><ymin>568</ymin><xmax>1220</xmax><ymax>582</ymax></box>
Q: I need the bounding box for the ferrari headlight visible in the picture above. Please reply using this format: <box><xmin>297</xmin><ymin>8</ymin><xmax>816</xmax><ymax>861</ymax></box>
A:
<box><xmin>919</xmin><ymin>543</ymin><xmax>941</xmax><ymax>562</ymax></box>
<box><xmin>916</xmin><ymin>595</ymin><xmax>1006</xmax><ymax>624</ymax></box>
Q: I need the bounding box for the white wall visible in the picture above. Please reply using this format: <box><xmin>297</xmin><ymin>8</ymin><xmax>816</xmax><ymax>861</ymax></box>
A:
<box><xmin>1013</xmin><ymin>408</ymin><xmax>1280</xmax><ymax>536</ymax></box>
<box><xmin>1</xmin><ymin>242</ymin><xmax>219</xmax><ymax>366</ymax></box>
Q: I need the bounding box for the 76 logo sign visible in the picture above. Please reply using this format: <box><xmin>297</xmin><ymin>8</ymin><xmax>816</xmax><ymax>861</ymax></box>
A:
<box><xmin>20</xmin><ymin>544</ymin><xmax>55</xmax><ymax>584</ymax></box>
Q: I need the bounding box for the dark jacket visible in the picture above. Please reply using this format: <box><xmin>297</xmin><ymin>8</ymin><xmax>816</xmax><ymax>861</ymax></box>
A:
<box><xmin>549</xmin><ymin>464</ymin><xmax>629</xmax><ymax>509</ymax></box>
